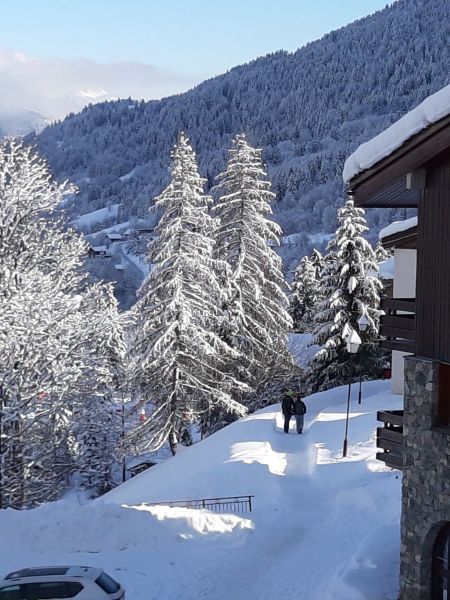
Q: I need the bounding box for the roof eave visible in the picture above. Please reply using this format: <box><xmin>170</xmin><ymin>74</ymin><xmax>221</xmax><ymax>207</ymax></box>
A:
<box><xmin>347</xmin><ymin>113</ymin><xmax>450</xmax><ymax>208</ymax></box>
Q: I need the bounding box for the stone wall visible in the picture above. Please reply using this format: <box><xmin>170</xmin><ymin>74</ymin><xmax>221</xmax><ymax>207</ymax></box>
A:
<box><xmin>399</xmin><ymin>355</ymin><xmax>450</xmax><ymax>599</ymax></box>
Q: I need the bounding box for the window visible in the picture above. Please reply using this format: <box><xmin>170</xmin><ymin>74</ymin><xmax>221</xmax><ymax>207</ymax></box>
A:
<box><xmin>95</xmin><ymin>573</ymin><xmax>120</xmax><ymax>594</ymax></box>
<box><xmin>432</xmin><ymin>524</ymin><xmax>450</xmax><ymax>599</ymax></box>
<box><xmin>0</xmin><ymin>585</ymin><xmax>23</xmax><ymax>600</ymax></box>
<box><xmin>6</xmin><ymin>570</ymin><xmax>68</xmax><ymax>581</ymax></box>
<box><xmin>23</xmin><ymin>582</ymin><xmax>83</xmax><ymax>599</ymax></box>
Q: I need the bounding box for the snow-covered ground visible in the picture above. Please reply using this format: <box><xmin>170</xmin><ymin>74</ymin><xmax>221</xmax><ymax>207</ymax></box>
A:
<box><xmin>73</xmin><ymin>204</ymin><xmax>120</xmax><ymax>229</ymax></box>
<box><xmin>0</xmin><ymin>381</ymin><xmax>402</xmax><ymax>600</ymax></box>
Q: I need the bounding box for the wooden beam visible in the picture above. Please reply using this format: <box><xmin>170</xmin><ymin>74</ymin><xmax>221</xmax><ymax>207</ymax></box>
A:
<box><xmin>380</xmin><ymin>315</ymin><xmax>415</xmax><ymax>330</ymax></box>
<box><xmin>406</xmin><ymin>169</ymin><xmax>427</xmax><ymax>190</ymax></box>
<box><xmin>377</xmin><ymin>410</ymin><xmax>404</xmax><ymax>427</ymax></box>
<box><xmin>381</xmin><ymin>339</ymin><xmax>416</xmax><ymax>353</ymax></box>
<box><xmin>381</xmin><ymin>326</ymin><xmax>416</xmax><ymax>340</ymax></box>
<box><xmin>381</xmin><ymin>298</ymin><xmax>416</xmax><ymax>312</ymax></box>
<box><xmin>377</xmin><ymin>427</ymin><xmax>404</xmax><ymax>445</ymax></box>
<box><xmin>376</xmin><ymin>452</ymin><xmax>403</xmax><ymax>469</ymax></box>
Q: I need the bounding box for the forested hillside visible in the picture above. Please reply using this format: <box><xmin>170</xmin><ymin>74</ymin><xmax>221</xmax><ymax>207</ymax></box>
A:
<box><xmin>37</xmin><ymin>0</ymin><xmax>450</xmax><ymax>271</ymax></box>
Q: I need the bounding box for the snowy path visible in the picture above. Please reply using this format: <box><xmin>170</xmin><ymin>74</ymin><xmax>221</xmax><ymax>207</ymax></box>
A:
<box><xmin>0</xmin><ymin>381</ymin><xmax>402</xmax><ymax>600</ymax></box>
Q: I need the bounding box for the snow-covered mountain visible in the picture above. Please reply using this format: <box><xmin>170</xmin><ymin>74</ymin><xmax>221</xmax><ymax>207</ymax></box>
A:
<box><xmin>36</xmin><ymin>0</ymin><xmax>449</xmax><ymax>275</ymax></box>
<box><xmin>0</xmin><ymin>110</ymin><xmax>49</xmax><ymax>137</ymax></box>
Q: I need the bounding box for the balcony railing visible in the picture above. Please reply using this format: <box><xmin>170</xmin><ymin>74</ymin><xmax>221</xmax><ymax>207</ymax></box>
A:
<box><xmin>380</xmin><ymin>297</ymin><xmax>415</xmax><ymax>353</ymax></box>
<box><xmin>147</xmin><ymin>495</ymin><xmax>255</xmax><ymax>514</ymax></box>
<box><xmin>376</xmin><ymin>410</ymin><xmax>404</xmax><ymax>469</ymax></box>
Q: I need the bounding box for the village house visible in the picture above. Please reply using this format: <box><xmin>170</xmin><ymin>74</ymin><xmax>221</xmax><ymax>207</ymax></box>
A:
<box><xmin>345</xmin><ymin>83</ymin><xmax>450</xmax><ymax>600</ymax></box>
<box><xmin>379</xmin><ymin>216</ymin><xmax>417</xmax><ymax>394</ymax></box>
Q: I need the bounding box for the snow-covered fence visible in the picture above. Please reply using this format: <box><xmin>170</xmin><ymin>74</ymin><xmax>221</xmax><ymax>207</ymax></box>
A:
<box><xmin>148</xmin><ymin>495</ymin><xmax>255</xmax><ymax>514</ymax></box>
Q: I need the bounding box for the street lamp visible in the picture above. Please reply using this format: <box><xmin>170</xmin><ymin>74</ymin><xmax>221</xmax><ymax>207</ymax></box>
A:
<box><xmin>343</xmin><ymin>329</ymin><xmax>362</xmax><ymax>458</ymax></box>
<box><xmin>356</xmin><ymin>314</ymin><xmax>369</xmax><ymax>404</ymax></box>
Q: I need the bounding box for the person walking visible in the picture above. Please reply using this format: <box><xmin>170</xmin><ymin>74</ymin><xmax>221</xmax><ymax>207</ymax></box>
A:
<box><xmin>281</xmin><ymin>389</ymin><xmax>295</xmax><ymax>433</ymax></box>
<box><xmin>293</xmin><ymin>393</ymin><xmax>307</xmax><ymax>434</ymax></box>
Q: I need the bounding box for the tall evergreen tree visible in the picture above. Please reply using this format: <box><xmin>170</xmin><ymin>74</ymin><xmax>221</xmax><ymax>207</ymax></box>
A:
<box><xmin>290</xmin><ymin>255</ymin><xmax>319</xmax><ymax>333</ymax></box>
<box><xmin>212</xmin><ymin>134</ymin><xmax>293</xmax><ymax>390</ymax></box>
<box><xmin>128</xmin><ymin>134</ymin><xmax>246</xmax><ymax>455</ymax></box>
<box><xmin>308</xmin><ymin>199</ymin><xmax>385</xmax><ymax>391</ymax></box>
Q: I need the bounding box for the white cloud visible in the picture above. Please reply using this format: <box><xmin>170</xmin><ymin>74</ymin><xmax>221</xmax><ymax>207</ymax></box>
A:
<box><xmin>0</xmin><ymin>48</ymin><xmax>201</xmax><ymax>122</ymax></box>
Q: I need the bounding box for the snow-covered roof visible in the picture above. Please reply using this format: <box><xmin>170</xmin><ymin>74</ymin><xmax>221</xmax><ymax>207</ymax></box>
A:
<box><xmin>91</xmin><ymin>245</ymin><xmax>107</xmax><ymax>252</ymax></box>
<box><xmin>343</xmin><ymin>84</ymin><xmax>450</xmax><ymax>183</ymax></box>
<box><xmin>379</xmin><ymin>217</ymin><xmax>417</xmax><ymax>241</ymax></box>
<box><xmin>107</xmin><ymin>233</ymin><xmax>124</xmax><ymax>240</ymax></box>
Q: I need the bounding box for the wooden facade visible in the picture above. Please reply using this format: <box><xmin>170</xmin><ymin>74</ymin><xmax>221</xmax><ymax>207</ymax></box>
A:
<box><xmin>349</xmin><ymin>119</ymin><xmax>450</xmax><ymax>364</ymax></box>
<box><xmin>416</xmin><ymin>155</ymin><xmax>450</xmax><ymax>362</ymax></box>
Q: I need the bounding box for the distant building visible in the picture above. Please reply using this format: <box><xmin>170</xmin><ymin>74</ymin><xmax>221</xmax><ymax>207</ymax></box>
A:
<box><xmin>106</xmin><ymin>232</ymin><xmax>124</xmax><ymax>242</ymax></box>
<box><xmin>88</xmin><ymin>245</ymin><xmax>108</xmax><ymax>258</ymax></box>
<box><xmin>345</xmin><ymin>82</ymin><xmax>450</xmax><ymax>600</ymax></box>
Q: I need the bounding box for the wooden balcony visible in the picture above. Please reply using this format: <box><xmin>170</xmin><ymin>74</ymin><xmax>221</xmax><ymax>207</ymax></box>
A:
<box><xmin>376</xmin><ymin>410</ymin><xmax>404</xmax><ymax>469</ymax></box>
<box><xmin>380</xmin><ymin>297</ymin><xmax>416</xmax><ymax>353</ymax></box>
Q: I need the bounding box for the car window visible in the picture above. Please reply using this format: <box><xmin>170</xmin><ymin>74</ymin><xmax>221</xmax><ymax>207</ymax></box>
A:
<box><xmin>95</xmin><ymin>573</ymin><xmax>120</xmax><ymax>593</ymax></box>
<box><xmin>0</xmin><ymin>585</ymin><xmax>24</xmax><ymax>600</ymax></box>
<box><xmin>23</xmin><ymin>582</ymin><xmax>83</xmax><ymax>600</ymax></box>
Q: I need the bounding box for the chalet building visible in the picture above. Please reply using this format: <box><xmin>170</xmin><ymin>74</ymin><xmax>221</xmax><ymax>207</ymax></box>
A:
<box><xmin>106</xmin><ymin>232</ymin><xmax>124</xmax><ymax>244</ymax></box>
<box><xmin>87</xmin><ymin>245</ymin><xmax>109</xmax><ymax>258</ymax></box>
<box><xmin>344</xmin><ymin>83</ymin><xmax>450</xmax><ymax>600</ymax></box>
<box><xmin>379</xmin><ymin>217</ymin><xmax>417</xmax><ymax>394</ymax></box>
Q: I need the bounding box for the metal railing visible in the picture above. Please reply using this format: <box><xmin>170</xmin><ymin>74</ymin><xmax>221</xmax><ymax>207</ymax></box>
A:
<box><xmin>148</xmin><ymin>494</ymin><xmax>255</xmax><ymax>514</ymax></box>
<box><xmin>376</xmin><ymin>410</ymin><xmax>404</xmax><ymax>469</ymax></box>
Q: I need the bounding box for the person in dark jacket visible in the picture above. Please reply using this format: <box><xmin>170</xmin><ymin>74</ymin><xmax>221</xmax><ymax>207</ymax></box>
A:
<box><xmin>281</xmin><ymin>389</ymin><xmax>295</xmax><ymax>433</ymax></box>
<box><xmin>293</xmin><ymin>394</ymin><xmax>307</xmax><ymax>434</ymax></box>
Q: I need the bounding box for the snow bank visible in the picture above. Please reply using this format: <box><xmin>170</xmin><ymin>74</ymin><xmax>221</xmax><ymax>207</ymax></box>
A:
<box><xmin>343</xmin><ymin>83</ymin><xmax>450</xmax><ymax>182</ymax></box>
<box><xmin>379</xmin><ymin>216</ymin><xmax>417</xmax><ymax>240</ymax></box>
<box><xmin>0</xmin><ymin>502</ymin><xmax>251</xmax><ymax>555</ymax></box>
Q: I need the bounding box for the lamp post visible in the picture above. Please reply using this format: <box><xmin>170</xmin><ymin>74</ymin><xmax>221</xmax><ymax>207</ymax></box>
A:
<box><xmin>343</xmin><ymin>329</ymin><xmax>362</xmax><ymax>458</ymax></box>
<box><xmin>357</xmin><ymin>314</ymin><xmax>369</xmax><ymax>404</ymax></box>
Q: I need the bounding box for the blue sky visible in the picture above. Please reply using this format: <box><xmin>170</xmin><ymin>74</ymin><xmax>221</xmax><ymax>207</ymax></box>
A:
<box><xmin>0</xmin><ymin>0</ymin><xmax>392</xmax><ymax>119</ymax></box>
<box><xmin>2</xmin><ymin>0</ymin><xmax>391</xmax><ymax>76</ymax></box>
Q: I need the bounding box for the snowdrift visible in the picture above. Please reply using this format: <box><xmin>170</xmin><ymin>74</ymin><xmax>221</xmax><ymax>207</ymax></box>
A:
<box><xmin>0</xmin><ymin>381</ymin><xmax>402</xmax><ymax>600</ymax></box>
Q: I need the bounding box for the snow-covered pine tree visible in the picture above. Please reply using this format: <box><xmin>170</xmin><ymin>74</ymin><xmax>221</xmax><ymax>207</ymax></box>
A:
<box><xmin>310</xmin><ymin>249</ymin><xmax>325</xmax><ymax>280</ymax></box>
<box><xmin>212</xmin><ymin>134</ymin><xmax>293</xmax><ymax>392</ymax></box>
<box><xmin>374</xmin><ymin>240</ymin><xmax>391</xmax><ymax>264</ymax></box>
<box><xmin>127</xmin><ymin>134</ymin><xmax>246</xmax><ymax>455</ymax></box>
<box><xmin>69</xmin><ymin>284</ymin><xmax>127</xmax><ymax>495</ymax></box>
<box><xmin>290</xmin><ymin>255</ymin><xmax>319</xmax><ymax>333</ymax></box>
<box><xmin>307</xmin><ymin>199</ymin><xmax>385</xmax><ymax>391</ymax></box>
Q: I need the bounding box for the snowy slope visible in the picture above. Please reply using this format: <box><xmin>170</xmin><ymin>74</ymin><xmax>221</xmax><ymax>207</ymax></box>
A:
<box><xmin>73</xmin><ymin>204</ymin><xmax>120</xmax><ymax>229</ymax></box>
<box><xmin>0</xmin><ymin>381</ymin><xmax>402</xmax><ymax>600</ymax></box>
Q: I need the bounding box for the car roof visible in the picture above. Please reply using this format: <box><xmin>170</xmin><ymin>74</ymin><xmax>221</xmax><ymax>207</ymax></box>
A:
<box><xmin>4</xmin><ymin>566</ymin><xmax>103</xmax><ymax>581</ymax></box>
